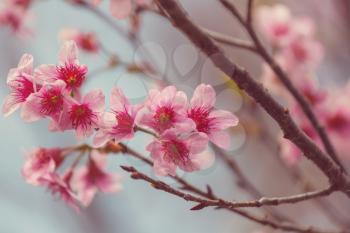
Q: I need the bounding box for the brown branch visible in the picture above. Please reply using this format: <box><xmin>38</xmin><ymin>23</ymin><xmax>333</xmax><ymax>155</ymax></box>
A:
<box><xmin>121</xmin><ymin>166</ymin><xmax>343</xmax><ymax>233</ymax></box>
<box><xmin>246</xmin><ymin>0</ymin><xmax>254</xmax><ymax>25</ymax></box>
<box><xmin>154</xmin><ymin>0</ymin><xmax>350</xmax><ymax>197</ymax></box>
<box><xmin>85</xmin><ymin>142</ymin><xmax>344</xmax><ymax>232</ymax></box>
<box><xmin>219</xmin><ymin>0</ymin><xmax>347</xmax><ymax>174</ymax></box>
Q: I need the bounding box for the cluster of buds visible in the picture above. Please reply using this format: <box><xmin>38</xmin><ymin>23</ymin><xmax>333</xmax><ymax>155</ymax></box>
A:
<box><xmin>2</xmin><ymin>40</ymin><xmax>238</xmax><ymax>209</ymax></box>
<box><xmin>257</xmin><ymin>4</ymin><xmax>350</xmax><ymax>165</ymax></box>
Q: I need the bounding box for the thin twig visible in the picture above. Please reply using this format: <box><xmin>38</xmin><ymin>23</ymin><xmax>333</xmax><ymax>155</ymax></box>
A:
<box><xmin>121</xmin><ymin>166</ymin><xmax>343</xmax><ymax>233</ymax></box>
<box><xmin>246</xmin><ymin>0</ymin><xmax>254</xmax><ymax>25</ymax></box>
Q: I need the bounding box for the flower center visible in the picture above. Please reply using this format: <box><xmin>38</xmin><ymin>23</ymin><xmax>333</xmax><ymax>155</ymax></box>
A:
<box><xmin>69</xmin><ymin>104</ymin><xmax>96</xmax><ymax>129</ymax></box>
<box><xmin>154</xmin><ymin>106</ymin><xmax>174</xmax><ymax>132</ymax></box>
<box><xmin>56</xmin><ymin>63</ymin><xmax>87</xmax><ymax>90</ymax></box>
<box><xmin>162</xmin><ymin>139</ymin><xmax>189</xmax><ymax>166</ymax></box>
<box><xmin>188</xmin><ymin>107</ymin><xmax>211</xmax><ymax>133</ymax></box>
<box><xmin>40</xmin><ymin>88</ymin><xmax>63</xmax><ymax>115</ymax></box>
<box><xmin>111</xmin><ymin>111</ymin><xmax>134</xmax><ymax>135</ymax></box>
<box><xmin>12</xmin><ymin>76</ymin><xmax>35</xmax><ymax>103</ymax></box>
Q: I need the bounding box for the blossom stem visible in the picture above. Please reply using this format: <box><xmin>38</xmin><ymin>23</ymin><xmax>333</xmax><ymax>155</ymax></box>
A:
<box><xmin>134</xmin><ymin>125</ymin><xmax>158</xmax><ymax>138</ymax></box>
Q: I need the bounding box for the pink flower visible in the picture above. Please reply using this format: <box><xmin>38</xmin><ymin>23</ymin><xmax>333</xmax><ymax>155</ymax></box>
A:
<box><xmin>109</xmin><ymin>0</ymin><xmax>149</xmax><ymax>19</ymax></box>
<box><xmin>58</xmin><ymin>89</ymin><xmax>105</xmax><ymax>138</ymax></box>
<box><xmin>59</xmin><ymin>28</ymin><xmax>99</xmax><ymax>53</ymax></box>
<box><xmin>94</xmin><ymin>87</ymin><xmax>142</xmax><ymax>147</ymax></box>
<box><xmin>146</xmin><ymin>128</ymin><xmax>211</xmax><ymax>176</ymax></box>
<box><xmin>2</xmin><ymin>54</ymin><xmax>37</xmax><ymax>117</ymax></box>
<box><xmin>281</xmin><ymin>37</ymin><xmax>324</xmax><ymax>71</ymax></box>
<box><xmin>21</xmin><ymin>80</ymin><xmax>68</xmax><ymax>122</ymax></box>
<box><xmin>6</xmin><ymin>0</ymin><xmax>32</xmax><ymax>9</ymax></box>
<box><xmin>22</xmin><ymin>147</ymin><xmax>64</xmax><ymax>185</ymax></box>
<box><xmin>35</xmin><ymin>41</ymin><xmax>88</xmax><ymax>92</ymax></box>
<box><xmin>187</xmin><ymin>84</ymin><xmax>238</xmax><ymax>149</ymax></box>
<box><xmin>256</xmin><ymin>4</ymin><xmax>292</xmax><ymax>45</ymax></box>
<box><xmin>0</xmin><ymin>5</ymin><xmax>26</xmax><ymax>33</ymax></box>
<box><xmin>40</xmin><ymin>173</ymin><xmax>80</xmax><ymax>212</ymax></box>
<box><xmin>137</xmin><ymin>86</ymin><xmax>195</xmax><ymax>134</ymax></box>
<box><xmin>72</xmin><ymin>151</ymin><xmax>122</xmax><ymax>206</ymax></box>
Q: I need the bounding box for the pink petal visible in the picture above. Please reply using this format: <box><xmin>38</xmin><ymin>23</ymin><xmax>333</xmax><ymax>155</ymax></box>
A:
<box><xmin>83</xmin><ymin>89</ymin><xmax>105</xmax><ymax>112</ymax></box>
<box><xmin>110</xmin><ymin>87</ymin><xmax>130</xmax><ymax>113</ymax></box>
<box><xmin>2</xmin><ymin>95</ymin><xmax>21</xmax><ymax>117</ymax></box>
<box><xmin>58</xmin><ymin>40</ymin><xmax>79</xmax><ymax>65</ymax></box>
<box><xmin>20</xmin><ymin>94</ymin><xmax>43</xmax><ymax>122</ymax></box>
<box><xmin>186</xmin><ymin>132</ymin><xmax>208</xmax><ymax>154</ymax></box>
<box><xmin>190</xmin><ymin>150</ymin><xmax>215</xmax><ymax>170</ymax></box>
<box><xmin>190</xmin><ymin>84</ymin><xmax>216</xmax><ymax>110</ymax></box>
<box><xmin>34</xmin><ymin>64</ymin><xmax>58</xmax><ymax>83</ymax></box>
<box><xmin>17</xmin><ymin>53</ymin><xmax>33</xmax><ymax>75</ymax></box>
<box><xmin>110</xmin><ymin>0</ymin><xmax>132</xmax><ymax>19</ymax></box>
<box><xmin>209</xmin><ymin>110</ymin><xmax>239</xmax><ymax>130</ymax></box>
<box><xmin>209</xmin><ymin>131</ymin><xmax>231</xmax><ymax>149</ymax></box>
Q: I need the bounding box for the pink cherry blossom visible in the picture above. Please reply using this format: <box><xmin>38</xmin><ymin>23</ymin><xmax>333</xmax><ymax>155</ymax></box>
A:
<box><xmin>137</xmin><ymin>86</ymin><xmax>195</xmax><ymax>134</ymax></box>
<box><xmin>109</xmin><ymin>0</ymin><xmax>149</xmax><ymax>19</ymax></box>
<box><xmin>58</xmin><ymin>89</ymin><xmax>105</xmax><ymax>138</ymax></box>
<box><xmin>39</xmin><ymin>173</ymin><xmax>80</xmax><ymax>212</ymax></box>
<box><xmin>281</xmin><ymin>37</ymin><xmax>324</xmax><ymax>71</ymax></box>
<box><xmin>22</xmin><ymin>147</ymin><xmax>64</xmax><ymax>185</ymax></box>
<box><xmin>94</xmin><ymin>87</ymin><xmax>142</xmax><ymax>147</ymax></box>
<box><xmin>6</xmin><ymin>0</ymin><xmax>32</xmax><ymax>9</ymax></box>
<box><xmin>72</xmin><ymin>151</ymin><xmax>122</xmax><ymax>206</ymax></box>
<box><xmin>187</xmin><ymin>84</ymin><xmax>238</xmax><ymax>149</ymax></box>
<box><xmin>59</xmin><ymin>28</ymin><xmax>99</xmax><ymax>53</ymax></box>
<box><xmin>146</xmin><ymin>128</ymin><xmax>211</xmax><ymax>176</ymax></box>
<box><xmin>21</xmin><ymin>80</ymin><xmax>67</xmax><ymax>122</ymax></box>
<box><xmin>256</xmin><ymin>4</ymin><xmax>292</xmax><ymax>45</ymax></box>
<box><xmin>0</xmin><ymin>5</ymin><xmax>26</xmax><ymax>33</ymax></box>
<box><xmin>35</xmin><ymin>41</ymin><xmax>88</xmax><ymax>92</ymax></box>
<box><xmin>2</xmin><ymin>54</ymin><xmax>37</xmax><ymax>117</ymax></box>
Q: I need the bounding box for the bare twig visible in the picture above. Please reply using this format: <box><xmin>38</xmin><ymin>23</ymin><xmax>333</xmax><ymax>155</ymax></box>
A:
<box><xmin>154</xmin><ymin>0</ymin><xmax>350</xmax><ymax>196</ymax></box>
<box><xmin>246</xmin><ymin>0</ymin><xmax>254</xmax><ymax>25</ymax></box>
<box><xmin>121</xmin><ymin>166</ymin><xmax>343</xmax><ymax>233</ymax></box>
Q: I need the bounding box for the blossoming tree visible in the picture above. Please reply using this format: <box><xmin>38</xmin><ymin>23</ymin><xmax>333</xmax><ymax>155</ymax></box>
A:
<box><xmin>2</xmin><ymin>0</ymin><xmax>350</xmax><ymax>232</ymax></box>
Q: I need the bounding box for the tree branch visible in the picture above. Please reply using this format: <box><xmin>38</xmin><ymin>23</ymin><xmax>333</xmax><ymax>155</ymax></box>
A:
<box><xmin>154</xmin><ymin>0</ymin><xmax>350</xmax><ymax>197</ymax></box>
<box><xmin>121</xmin><ymin>166</ymin><xmax>342</xmax><ymax>233</ymax></box>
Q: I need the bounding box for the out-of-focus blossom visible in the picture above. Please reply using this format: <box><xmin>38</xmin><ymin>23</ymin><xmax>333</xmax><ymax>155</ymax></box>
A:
<box><xmin>40</xmin><ymin>173</ymin><xmax>80</xmax><ymax>212</ymax></box>
<box><xmin>256</xmin><ymin>4</ymin><xmax>292</xmax><ymax>45</ymax></box>
<box><xmin>58</xmin><ymin>89</ymin><xmax>105</xmax><ymax>139</ymax></box>
<box><xmin>72</xmin><ymin>151</ymin><xmax>122</xmax><ymax>206</ymax></box>
<box><xmin>94</xmin><ymin>87</ymin><xmax>142</xmax><ymax>147</ymax></box>
<box><xmin>137</xmin><ymin>86</ymin><xmax>195</xmax><ymax>134</ymax></box>
<box><xmin>22</xmin><ymin>147</ymin><xmax>64</xmax><ymax>185</ymax></box>
<box><xmin>147</xmin><ymin>128</ymin><xmax>211</xmax><ymax>176</ymax></box>
<box><xmin>2</xmin><ymin>54</ymin><xmax>37</xmax><ymax>117</ymax></box>
<box><xmin>35</xmin><ymin>41</ymin><xmax>88</xmax><ymax>93</ymax></box>
<box><xmin>7</xmin><ymin>0</ymin><xmax>32</xmax><ymax>9</ymax></box>
<box><xmin>59</xmin><ymin>28</ymin><xmax>99</xmax><ymax>53</ymax></box>
<box><xmin>188</xmin><ymin>84</ymin><xmax>238</xmax><ymax>149</ymax></box>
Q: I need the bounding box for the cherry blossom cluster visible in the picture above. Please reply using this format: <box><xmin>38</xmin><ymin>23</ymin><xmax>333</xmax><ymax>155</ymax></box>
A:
<box><xmin>257</xmin><ymin>4</ymin><xmax>350</xmax><ymax>165</ymax></box>
<box><xmin>0</xmin><ymin>0</ymin><xmax>32</xmax><ymax>35</ymax></box>
<box><xmin>2</xmin><ymin>40</ymin><xmax>238</xmax><ymax>209</ymax></box>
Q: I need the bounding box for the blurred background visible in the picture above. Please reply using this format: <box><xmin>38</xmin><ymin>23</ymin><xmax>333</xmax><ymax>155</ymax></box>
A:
<box><xmin>0</xmin><ymin>0</ymin><xmax>349</xmax><ymax>232</ymax></box>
